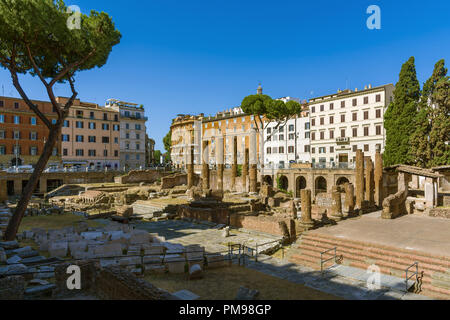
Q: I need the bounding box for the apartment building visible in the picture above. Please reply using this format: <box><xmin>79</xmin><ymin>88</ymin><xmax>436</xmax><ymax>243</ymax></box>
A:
<box><xmin>264</xmin><ymin>97</ymin><xmax>311</xmax><ymax>168</ymax></box>
<box><xmin>60</xmin><ymin>98</ymin><xmax>120</xmax><ymax>170</ymax></box>
<box><xmin>0</xmin><ymin>96</ymin><xmax>61</xmax><ymax>169</ymax></box>
<box><xmin>105</xmin><ymin>99</ymin><xmax>147</xmax><ymax>170</ymax></box>
<box><xmin>309</xmin><ymin>84</ymin><xmax>394</xmax><ymax>167</ymax></box>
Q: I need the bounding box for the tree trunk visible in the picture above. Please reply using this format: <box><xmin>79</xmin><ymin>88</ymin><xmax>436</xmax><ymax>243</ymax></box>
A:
<box><xmin>3</xmin><ymin>123</ymin><xmax>61</xmax><ymax>241</ymax></box>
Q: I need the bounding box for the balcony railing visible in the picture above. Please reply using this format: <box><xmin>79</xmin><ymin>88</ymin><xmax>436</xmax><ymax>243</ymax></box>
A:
<box><xmin>336</xmin><ymin>137</ymin><xmax>351</xmax><ymax>145</ymax></box>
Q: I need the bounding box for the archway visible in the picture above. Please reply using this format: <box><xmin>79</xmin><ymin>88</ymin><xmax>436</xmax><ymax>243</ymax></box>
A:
<box><xmin>336</xmin><ymin>177</ymin><xmax>350</xmax><ymax>186</ymax></box>
<box><xmin>278</xmin><ymin>175</ymin><xmax>289</xmax><ymax>191</ymax></box>
<box><xmin>315</xmin><ymin>176</ymin><xmax>327</xmax><ymax>195</ymax></box>
<box><xmin>263</xmin><ymin>175</ymin><xmax>273</xmax><ymax>187</ymax></box>
<box><xmin>296</xmin><ymin>176</ymin><xmax>307</xmax><ymax>198</ymax></box>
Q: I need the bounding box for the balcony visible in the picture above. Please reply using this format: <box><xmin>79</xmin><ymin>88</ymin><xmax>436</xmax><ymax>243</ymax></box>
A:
<box><xmin>121</xmin><ymin>114</ymin><xmax>148</xmax><ymax>121</ymax></box>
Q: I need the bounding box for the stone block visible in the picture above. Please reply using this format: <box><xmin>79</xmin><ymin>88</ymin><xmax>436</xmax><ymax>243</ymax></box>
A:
<box><xmin>7</xmin><ymin>255</ymin><xmax>22</xmax><ymax>265</ymax></box>
<box><xmin>143</xmin><ymin>244</ymin><xmax>165</xmax><ymax>255</ymax></box>
<box><xmin>167</xmin><ymin>261</ymin><xmax>187</xmax><ymax>274</ymax></box>
<box><xmin>48</xmin><ymin>241</ymin><xmax>68</xmax><ymax>258</ymax></box>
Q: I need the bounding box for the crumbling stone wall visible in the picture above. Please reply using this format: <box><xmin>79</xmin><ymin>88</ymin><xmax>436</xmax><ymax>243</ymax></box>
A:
<box><xmin>0</xmin><ymin>276</ymin><xmax>25</xmax><ymax>300</ymax></box>
<box><xmin>95</xmin><ymin>267</ymin><xmax>176</xmax><ymax>300</ymax></box>
<box><xmin>114</xmin><ymin>170</ymin><xmax>170</xmax><ymax>184</ymax></box>
<box><xmin>161</xmin><ymin>173</ymin><xmax>199</xmax><ymax>189</ymax></box>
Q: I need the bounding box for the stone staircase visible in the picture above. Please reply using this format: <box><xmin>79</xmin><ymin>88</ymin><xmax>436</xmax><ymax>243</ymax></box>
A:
<box><xmin>288</xmin><ymin>232</ymin><xmax>450</xmax><ymax>300</ymax></box>
<box><xmin>132</xmin><ymin>201</ymin><xmax>170</xmax><ymax>219</ymax></box>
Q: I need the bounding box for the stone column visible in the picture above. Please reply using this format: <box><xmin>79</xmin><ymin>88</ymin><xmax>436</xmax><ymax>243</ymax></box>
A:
<box><xmin>249</xmin><ymin>130</ymin><xmax>258</xmax><ymax>194</ymax></box>
<box><xmin>355</xmin><ymin>150</ymin><xmax>364</xmax><ymax>211</ymax></box>
<box><xmin>365</xmin><ymin>157</ymin><xmax>375</xmax><ymax>207</ymax></box>
<box><xmin>216</xmin><ymin>136</ymin><xmax>224</xmax><ymax>191</ymax></box>
<box><xmin>187</xmin><ymin>146</ymin><xmax>195</xmax><ymax>189</ymax></box>
<box><xmin>374</xmin><ymin>150</ymin><xmax>383</xmax><ymax>207</ymax></box>
<box><xmin>330</xmin><ymin>189</ymin><xmax>343</xmax><ymax>221</ymax></box>
<box><xmin>343</xmin><ymin>183</ymin><xmax>355</xmax><ymax>217</ymax></box>
<box><xmin>202</xmin><ymin>140</ymin><xmax>210</xmax><ymax>191</ymax></box>
<box><xmin>242</xmin><ymin>148</ymin><xmax>249</xmax><ymax>193</ymax></box>
<box><xmin>300</xmin><ymin>189</ymin><xmax>314</xmax><ymax>230</ymax></box>
<box><xmin>289</xmin><ymin>200</ymin><xmax>298</xmax><ymax>219</ymax></box>
<box><xmin>231</xmin><ymin>136</ymin><xmax>238</xmax><ymax>192</ymax></box>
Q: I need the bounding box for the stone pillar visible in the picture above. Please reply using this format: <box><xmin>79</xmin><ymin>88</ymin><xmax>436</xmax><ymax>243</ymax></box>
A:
<box><xmin>300</xmin><ymin>189</ymin><xmax>314</xmax><ymax>230</ymax></box>
<box><xmin>330</xmin><ymin>190</ymin><xmax>343</xmax><ymax>221</ymax></box>
<box><xmin>187</xmin><ymin>146</ymin><xmax>195</xmax><ymax>189</ymax></box>
<box><xmin>374</xmin><ymin>150</ymin><xmax>383</xmax><ymax>207</ymax></box>
<box><xmin>231</xmin><ymin>136</ymin><xmax>238</xmax><ymax>192</ymax></box>
<box><xmin>355</xmin><ymin>150</ymin><xmax>364</xmax><ymax>211</ymax></box>
<box><xmin>242</xmin><ymin>148</ymin><xmax>249</xmax><ymax>193</ymax></box>
<box><xmin>201</xmin><ymin>140</ymin><xmax>210</xmax><ymax>191</ymax></box>
<box><xmin>249</xmin><ymin>130</ymin><xmax>258</xmax><ymax>194</ymax></box>
<box><xmin>289</xmin><ymin>200</ymin><xmax>298</xmax><ymax>219</ymax></box>
<box><xmin>216</xmin><ymin>136</ymin><xmax>224</xmax><ymax>191</ymax></box>
<box><xmin>365</xmin><ymin>157</ymin><xmax>375</xmax><ymax>207</ymax></box>
<box><xmin>343</xmin><ymin>183</ymin><xmax>355</xmax><ymax>217</ymax></box>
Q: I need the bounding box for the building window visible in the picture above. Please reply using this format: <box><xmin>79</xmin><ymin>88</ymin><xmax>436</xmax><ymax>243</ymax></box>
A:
<box><xmin>88</xmin><ymin>136</ymin><xmax>96</xmax><ymax>143</ymax></box>
<box><xmin>352</xmin><ymin>113</ymin><xmax>357</xmax><ymax>121</ymax></box>
<box><xmin>364</xmin><ymin>127</ymin><xmax>369</xmax><ymax>137</ymax></box>
<box><xmin>125</xmin><ymin>133</ymin><xmax>130</xmax><ymax>139</ymax></box>
<box><xmin>341</xmin><ymin>129</ymin><xmax>346</xmax><ymax>138</ymax></box>
<box><xmin>76</xmin><ymin>149</ymin><xmax>84</xmax><ymax>157</ymax></box>
<box><xmin>136</xmin><ymin>134</ymin><xmax>140</xmax><ymax>140</ymax></box>
<box><xmin>288</xmin><ymin>146</ymin><xmax>295</xmax><ymax>153</ymax></box>
<box><xmin>76</xmin><ymin>135</ymin><xmax>84</xmax><ymax>143</ymax></box>
<box><xmin>0</xmin><ymin>100</ymin><xmax>3</xmax><ymax>107</ymax></box>
<box><xmin>89</xmin><ymin>122</ymin><xmax>96</xmax><ymax>130</ymax></box>
<box><xmin>13</xmin><ymin>145</ymin><xmax>21</xmax><ymax>155</ymax></box>
<box><xmin>352</xmin><ymin>99</ymin><xmax>357</xmax><ymax>107</ymax></box>
<box><xmin>267</xmin><ymin>147</ymin><xmax>272</xmax><ymax>154</ymax></box>
<box><xmin>376</xmin><ymin>125</ymin><xmax>382</xmax><ymax>135</ymax></box>
<box><xmin>305</xmin><ymin>132</ymin><xmax>310</xmax><ymax>139</ymax></box>
<box><xmin>364</xmin><ymin>111</ymin><xmax>369</xmax><ymax>120</ymax></box>
<box><xmin>14</xmin><ymin>116</ymin><xmax>20</xmax><ymax>124</ymax></box>
<box><xmin>31</xmin><ymin>117</ymin><xmax>37</xmax><ymax>125</ymax></box>
<box><xmin>114</xmin><ymin>137</ymin><xmax>119</xmax><ymax>144</ymax></box>
<box><xmin>376</xmin><ymin>109</ymin><xmax>382</xmax><ymax>118</ymax></box>
<box><xmin>136</xmin><ymin>154</ymin><xmax>140</xmax><ymax>160</ymax></box>
<box><xmin>353</xmin><ymin>145</ymin><xmax>358</xmax><ymax>152</ymax></box>
<box><xmin>320</xmin><ymin>105</ymin><xmax>324</xmax><ymax>112</ymax></box>
<box><xmin>90</xmin><ymin>112</ymin><xmax>95</xmax><ymax>119</ymax></box>
<box><xmin>136</xmin><ymin>144</ymin><xmax>140</xmax><ymax>150</ymax></box>
<box><xmin>320</xmin><ymin>118</ymin><xmax>324</xmax><ymax>125</ymax></box>
<box><xmin>30</xmin><ymin>147</ymin><xmax>38</xmax><ymax>156</ymax></box>
<box><xmin>330</xmin><ymin>147</ymin><xmax>335</xmax><ymax>153</ymax></box>
<box><xmin>63</xmin><ymin>148</ymin><xmax>68</xmax><ymax>156</ymax></box>
<box><xmin>311</xmin><ymin>132</ymin><xmax>316</xmax><ymax>141</ymax></box>
<box><xmin>289</xmin><ymin>133</ymin><xmax>295</xmax><ymax>140</ymax></box>
<box><xmin>311</xmin><ymin>119</ymin><xmax>316</xmax><ymax>127</ymax></box>
<box><xmin>319</xmin><ymin>147</ymin><xmax>326</xmax><ymax>154</ymax></box>
<box><xmin>304</xmin><ymin>145</ymin><xmax>310</xmax><ymax>153</ymax></box>
<box><xmin>329</xmin><ymin>130</ymin><xmax>334</xmax><ymax>139</ymax></box>
<box><xmin>102</xmin><ymin>123</ymin><xmax>110</xmax><ymax>130</ymax></box>
<box><xmin>14</xmin><ymin>102</ymin><xmax>19</xmax><ymax>109</ymax></box>
<box><xmin>305</xmin><ymin>123</ymin><xmax>310</xmax><ymax>130</ymax></box>
<box><xmin>63</xmin><ymin>120</ymin><xmax>70</xmax><ymax>128</ymax></box>
<box><xmin>126</xmin><ymin>143</ymin><xmax>130</xmax><ymax>150</ymax></box>
<box><xmin>272</xmin><ymin>147</ymin><xmax>278</xmax><ymax>154</ymax></box>
<box><xmin>312</xmin><ymin>148</ymin><xmax>315</xmax><ymax>154</ymax></box>
<box><xmin>52</xmin><ymin>119</ymin><xmax>57</xmax><ymax>125</ymax></box>
<box><xmin>125</xmin><ymin>154</ymin><xmax>130</xmax><ymax>160</ymax></box>
<box><xmin>62</xmin><ymin>134</ymin><xmax>70</xmax><ymax>142</ymax></box>
<box><xmin>376</xmin><ymin>94</ymin><xmax>381</xmax><ymax>102</ymax></box>
<box><xmin>311</xmin><ymin>107</ymin><xmax>316</xmax><ymax>113</ymax></box>
<box><xmin>0</xmin><ymin>115</ymin><xmax>4</xmax><ymax>123</ymax></box>
<box><xmin>76</xmin><ymin>110</ymin><xmax>83</xmax><ymax>118</ymax></box>
<box><xmin>0</xmin><ymin>130</ymin><xmax>4</xmax><ymax>139</ymax></box>
<box><xmin>53</xmin><ymin>148</ymin><xmax>58</xmax><ymax>156</ymax></box>
<box><xmin>104</xmin><ymin>150</ymin><xmax>108</xmax><ymax>157</ymax></box>
<box><xmin>76</xmin><ymin>121</ymin><xmax>84</xmax><ymax>129</ymax></box>
<box><xmin>341</xmin><ymin>114</ymin><xmax>346</xmax><ymax>123</ymax></box>
<box><xmin>114</xmin><ymin>150</ymin><xmax>119</xmax><ymax>157</ymax></box>
<box><xmin>267</xmin><ymin>128</ymin><xmax>272</xmax><ymax>135</ymax></box>
<box><xmin>364</xmin><ymin>145</ymin><xmax>369</xmax><ymax>152</ymax></box>
<box><xmin>289</xmin><ymin>125</ymin><xmax>295</xmax><ymax>132</ymax></box>
<box><xmin>279</xmin><ymin>135</ymin><xmax>284</xmax><ymax>141</ymax></box>
<box><xmin>330</xmin><ymin>103</ymin><xmax>334</xmax><ymax>110</ymax></box>
<box><xmin>135</xmin><ymin>124</ymin><xmax>142</xmax><ymax>130</ymax></box>
<box><xmin>320</xmin><ymin>132</ymin><xmax>325</xmax><ymax>140</ymax></box>
<box><xmin>353</xmin><ymin>128</ymin><xmax>358</xmax><ymax>137</ymax></box>
<box><xmin>102</xmin><ymin>137</ymin><xmax>110</xmax><ymax>144</ymax></box>
<box><xmin>364</xmin><ymin>97</ymin><xmax>369</xmax><ymax>104</ymax></box>
<box><xmin>113</xmin><ymin>124</ymin><xmax>120</xmax><ymax>131</ymax></box>
<box><xmin>279</xmin><ymin>147</ymin><xmax>285</xmax><ymax>154</ymax></box>
<box><xmin>103</xmin><ymin>113</ymin><xmax>108</xmax><ymax>121</ymax></box>
<box><xmin>126</xmin><ymin>123</ymin><xmax>130</xmax><ymax>130</ymax></box>
<box><xmin>329</xmin><ymin>116</ymin><xmax>334</xmax><ymax>124</ymax></box>
<box><xmin>30</xmin><ymin>132</ymin><xmax>37</xmax><ymax>141</ymax></box>
<box><xmin>114</xmin><ymin>114</ymin><xmax>119</xmax><ymax>122</ymax></box>
<box><xmin>341</xmin><ymin>101</ymin><xmax>346</xmax><ymax>108</ymax></box>
<box><xmin>14</xmin><ymin>131</ymin><xmax>20</xmax><ymax>140</ymax></box>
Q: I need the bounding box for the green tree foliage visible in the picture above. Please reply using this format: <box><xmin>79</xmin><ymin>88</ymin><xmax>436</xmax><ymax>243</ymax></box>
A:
<box><xmin>154</xmin><ymin>150</ymin><xmax>162</xmax><ymax>164</ymax></box>
<box><xmin>410</xmin><ymin>59</ymin><xmax>449</xmax><ymax>167</ymax></box>
<box><xmin>163</xmin><ymin>129</ymin><xmax>172</xmax><ymax>157</ymax></box>
<box><xmin>384</xmin><ymin>57</ymin><xmax>420</xmax><ymax>166</ymax></box>
<box><xmin>0</xmin><ymin>0</ymin><xmax>121</xmax><ymax>240</ymax></box>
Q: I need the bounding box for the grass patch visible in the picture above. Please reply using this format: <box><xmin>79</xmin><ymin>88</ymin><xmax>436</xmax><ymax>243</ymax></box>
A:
<box><xmin>145</xmin><ymin>265</ymin><xmax>341</xmax><ymax>300</ymax></box>
<box><xmin>18</xmin><ymin>214</ymin><xmax>102</xmax><ymax>233</ymax></box>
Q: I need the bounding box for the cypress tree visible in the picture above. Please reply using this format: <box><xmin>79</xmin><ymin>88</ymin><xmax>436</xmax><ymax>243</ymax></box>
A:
<box><xmin>384</xmin><ymin>57</ymin><xmax>421</xmax><ymax>166</ymax></box>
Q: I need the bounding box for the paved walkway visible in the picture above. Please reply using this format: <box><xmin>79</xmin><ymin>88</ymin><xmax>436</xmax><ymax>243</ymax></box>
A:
<box><xmin>311</xmin><ymin>212</ymin><xmax>450</xmax><ymax>257</ymax></box>
<box><xmin>135</xmin><ymin>219</ymin><xmax>282</xmax><ymax>254</ymax></box>
<box><xmin>241</xmin><ymin>255</ymin><xmax>432</xmax><ymax>300</ymax></box>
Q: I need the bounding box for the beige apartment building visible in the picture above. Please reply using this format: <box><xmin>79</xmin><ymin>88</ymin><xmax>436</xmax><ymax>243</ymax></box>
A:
<box><xmin>60</xmin><ymin>98</ymin><xmax>121</xmax><ymax>170</ymax></box>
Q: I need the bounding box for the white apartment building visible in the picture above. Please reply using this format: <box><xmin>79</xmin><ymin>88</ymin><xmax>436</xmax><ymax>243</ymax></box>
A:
<box><xmin>105</xmin><ymin>99</ymin><xmax>147</xmax><ymax>169</ymax></box>
<box><xmin>264</xmin><ymin>97</ymin><xmax>311</xmax><ymax>168</ymax></box>
<box><xmin>309</xmin><ymin>84</ymin><xmax>394</xmax><ymax>168</ymax></box>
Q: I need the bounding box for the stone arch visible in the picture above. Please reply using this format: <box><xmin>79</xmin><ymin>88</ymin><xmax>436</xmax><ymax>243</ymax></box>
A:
<box><xmin>263</xmin><ymin>175</ymin><xmax>273</xmax><ymax>187</ymax></box>
<box><xmin>315</xmin><ymin>176</ymin><xmax>327</xmax><ymax>195</ymax></box>
<box><xmin>278</xmin><ymin>175</ymin><xmax>289</xmax><ymax>191</ymax></box>
<box><xmin>336</xmin><ymin>177</ymin><xmax>350</xmax><ymax>186</ymax></box>
<box><xmin>296</xmin><ymin>176</ymin><xmax>307</xmax><ymax>198</ymax></box>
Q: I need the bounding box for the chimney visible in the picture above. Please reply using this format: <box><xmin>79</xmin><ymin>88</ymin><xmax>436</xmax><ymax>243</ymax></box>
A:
<box><xmin>369</xmin><ymin>84</ymin><xmax>372</xmax><ymax>89</ymax></box>
<box><xmin>364</xmin><ymin>85</ymin><xmax>368</xmax><ymax>90</ymax></box>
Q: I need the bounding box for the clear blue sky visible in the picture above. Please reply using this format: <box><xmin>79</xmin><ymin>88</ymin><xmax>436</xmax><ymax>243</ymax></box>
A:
<box><xmin>0</xmin><ymin>0</ymin><xmax>449</xmax><ymax>151</ymax></box>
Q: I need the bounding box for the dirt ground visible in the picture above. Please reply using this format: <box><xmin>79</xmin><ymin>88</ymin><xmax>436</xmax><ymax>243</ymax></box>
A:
<box><xmin>145</xmin><ymin>265</ymin><xmax>341</xmax><ymax>300</ymax></box>
<box><xmin>18</xmin><ymin>214</ymin><xmax>102</xmax><ymax>233</ymax></box>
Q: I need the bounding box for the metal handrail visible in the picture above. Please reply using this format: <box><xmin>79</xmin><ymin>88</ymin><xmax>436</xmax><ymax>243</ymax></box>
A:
<box><xmin>405</xmin><ymin>262</ymin><xmax>419</xmax><ymax>292</ymax></box>
<box><xmin>320</xmin><ymin>247</ymin><xmax>337</xmax><ymax>274</ymax></box>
